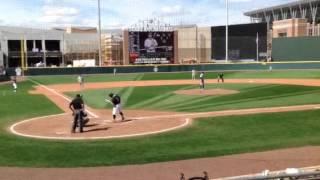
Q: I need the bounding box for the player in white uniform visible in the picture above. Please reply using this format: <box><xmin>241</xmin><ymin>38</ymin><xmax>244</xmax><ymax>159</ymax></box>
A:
<box><xmin>77</xmin><ymin>75</ymin><xmax>84</xmax><ymax>89</ymax></box>
<box><xmin>12</xmin><ymin>79</ymin><xmax>17</xmax><ymax>93</ymax></box>
<box><xmin>191</xmin><ymin>69</ymin><xmax>196</xmax><ymax>80</ymax></box>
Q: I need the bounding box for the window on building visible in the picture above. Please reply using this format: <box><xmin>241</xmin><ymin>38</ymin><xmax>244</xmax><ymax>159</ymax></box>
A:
<box><xmin>8</xmin><ymin>40</ymin><xmax>21</xmax><ymax>51</ymax></box>
<box><xmin>309</xmin><ymin>28</ymin><xmax>313</xmax><ymax>36</ymax></box>
<box><xmin>278</xmin><ymin>32</ymin><xmax>287</xmax><ymax>37</ymax></box>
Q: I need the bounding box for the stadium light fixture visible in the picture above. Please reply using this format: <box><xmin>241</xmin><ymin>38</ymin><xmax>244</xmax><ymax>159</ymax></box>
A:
<box><xmin>225</xmin><ymin>0</ymin><xmax>229</xmax><ymax>63</ymax></box>
<box><xmin>98</xmin><ymin>0</ymin><xmax>102</xmax><ymax>67</ymax></box>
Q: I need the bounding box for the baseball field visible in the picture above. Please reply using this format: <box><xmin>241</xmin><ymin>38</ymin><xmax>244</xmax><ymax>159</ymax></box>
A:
<box><xmin>2</xmin><ymin>70</ymin><xmax>320</xmax><ymax>179</ymax></box>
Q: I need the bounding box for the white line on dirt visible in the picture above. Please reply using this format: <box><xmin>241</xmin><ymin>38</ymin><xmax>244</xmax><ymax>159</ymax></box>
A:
<box><xmin>101</xmin><ymin>104</ymin><xmax>320</xmax><ymax>122</ymax></box>
<box><xmin>9</xmin><ymin>114</ymin><xmax>191</xmax><ymax>140</ymax></box>
<box><xmin>9</xmin><ymin>113</ymin><xmax>67</xmax><ymax>134</ymax></box>
<box><xmin>10</xmin><ymin>102</ymin><xmax>320</xmax><ymax>140</ymax></box>
<box><xmin>213</xmin><ymin>165</ymin><xmax>320</xmax><ymax>180</ymax></box>
<box><xmin>28</xmin><ymin>78</ymin><xmax>99</xmax><ymax>118</ymax></box>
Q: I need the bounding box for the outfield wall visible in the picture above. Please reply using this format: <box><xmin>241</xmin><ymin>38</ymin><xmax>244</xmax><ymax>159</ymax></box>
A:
<box><xmin>272</xmin><ymin>37</ymin><xmax>320</xmax><ymax>61</ymax></box>
<box><xmin>4</xmin><ymin>62</ymin><xmax>320</xmax><ymax>76</ymax></box>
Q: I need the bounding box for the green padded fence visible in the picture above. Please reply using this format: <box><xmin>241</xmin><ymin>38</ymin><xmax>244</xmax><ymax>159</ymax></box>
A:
<box><xmin>0</xmin><ymin>75</ymin><xmax>10</xmax><ymax>82</ymax></box>
<box><xmin>2</xmin><ymin>62</ymin><xmax>319</xmax><ymax>76</ymax></box>
<box><xmin>272</xmin><ymin>37</ymin><xmax>320</xmax><ymax>61</ymax></box>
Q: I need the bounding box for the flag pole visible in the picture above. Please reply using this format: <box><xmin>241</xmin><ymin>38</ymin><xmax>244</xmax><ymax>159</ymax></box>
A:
<box><xmin>98</xmin><ymin>0</ymin><xmax>102</xmax><ymax>66</ymax></box>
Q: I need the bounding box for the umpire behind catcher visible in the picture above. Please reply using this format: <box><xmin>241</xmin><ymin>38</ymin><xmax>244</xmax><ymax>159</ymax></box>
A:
<box><xmin>69</xmin><ymin>94</ymin><xmax>86</xmax><ymax>133</ymax></box>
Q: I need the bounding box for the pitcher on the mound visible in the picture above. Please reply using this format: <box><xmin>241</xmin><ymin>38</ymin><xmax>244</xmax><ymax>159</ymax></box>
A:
<box><xmin>199</xmin><ymin>72</ymin><xmax>205</xmax><ymax>90</ymax></box>
<box><xmin>107</xmin><ymin>93</ymin><xmax>125</xmax><ymax>122</ymax></box>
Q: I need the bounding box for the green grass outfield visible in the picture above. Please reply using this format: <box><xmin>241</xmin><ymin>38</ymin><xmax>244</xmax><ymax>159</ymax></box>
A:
<box><xmin>68</xmin><ymin>83</ymin><xmax>320</xmax><ymax>112</ymax></box>
<box><xmin>1</xmin><ymin>70</ymin><xmax>320</xmax><ymax>167</ymax></box>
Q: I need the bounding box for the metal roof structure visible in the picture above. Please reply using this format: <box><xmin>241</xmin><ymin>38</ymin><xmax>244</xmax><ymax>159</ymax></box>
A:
<box><xmin>0</xmin><ymin>26</ymin><xmax>64</xmax><ymax>40</ymax></box>
<box><xmin>244</xmin><ymin>0</ymin><xmax>320</xmax><ymax>27</ymax></box>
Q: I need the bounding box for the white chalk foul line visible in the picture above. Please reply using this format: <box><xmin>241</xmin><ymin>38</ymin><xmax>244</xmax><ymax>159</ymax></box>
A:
<box><xmin>213</xmin><ymin>165</ymin><xmax>320</xmax><ymax>180</ymax></box>
<box><xmin>99</xmin><ymin>104</ymin><xmax>320</xmax><ymax>123</ymax></box>
<box><xmin>9</xmin><ymin>113</ymin><xmax>191</xmax><ymax>140</ymax></box>
<box><xmin>103</xmin><ymin>105</ymin><xmax>320</xmax><ymax>123</ymax></box>
<box><xmin>28</xmin><ymin>78</ymin><xmax>99</xmax><ymax>118</ymax></box>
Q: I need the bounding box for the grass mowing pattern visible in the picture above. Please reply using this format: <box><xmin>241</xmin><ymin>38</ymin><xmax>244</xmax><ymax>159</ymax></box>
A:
<box><xmin>140</xmin><ymin>70</ymin><xmax>320</xmax><ymax>80</ymax></box>
<box><xmin>0</xmin><ymin>81</ymin><xmax>62</xmax><ymax>128</ymax></box>
<box><xmin>1</xmin><ymin>70</ymin><xmax>320</xmax><ymax>167</ymax></box>
<box><xmin>68</xmin><ymin>75</ymin><xmax>144</xmax><ymax>109</ymax></box>
<box><xmin>72</xmin><ymin>84</ymin><xmax>320</xmax><ymax>112</ymax></box>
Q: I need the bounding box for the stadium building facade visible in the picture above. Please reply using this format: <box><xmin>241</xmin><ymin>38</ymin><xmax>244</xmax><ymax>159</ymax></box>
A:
<box><xmin>245</xmin><ymin>0</ymin><xmax>320</xmax><ymax>61</ymax></box>
<box><xmin>0</xmin><ymin>26</ymin><xmax>102</xmax><ymax>68</ymax></box>
<box><xmin>3</xmin><ymin>0</ymin><xmax>320</xmax><ymax>68</ymax></box>
<box><xmin>244</xmin><ymin>0</ymin><xmax>320</xmax><ymax>37</ymax></box>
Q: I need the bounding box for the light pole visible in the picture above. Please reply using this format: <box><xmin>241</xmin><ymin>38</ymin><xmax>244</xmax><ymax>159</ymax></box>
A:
<box><xmin>256</xmin><ymin>32</ymin><xmax>259</xmax><ymax>61</ymax></box>
<box><xmin>98</xmin><ymin>0</ymin><xmax>102</xmax><ymax>66</ymax></box>
<box><xmin>195</xmin><ymin>25</ymin><xmax>198</xmax><ymax>63</ymax></box>
<box><xmin>225</xmin><ymin>0</ymin><xmax>229</xmax><ymax>63</ymax></box>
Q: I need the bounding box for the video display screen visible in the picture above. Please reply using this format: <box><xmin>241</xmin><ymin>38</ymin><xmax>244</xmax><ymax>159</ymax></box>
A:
<box><xmin>128</xmin><ymin>31</ymin><xmax>174</xmax><ymax>64</ymax></box>
<box><xmin>211</xmin><ymin>23</ymin><xmax>267</xmax><ymax>60</ymax></box>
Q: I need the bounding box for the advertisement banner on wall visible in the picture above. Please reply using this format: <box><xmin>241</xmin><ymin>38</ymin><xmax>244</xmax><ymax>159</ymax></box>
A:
<box><xmin>128</xmin><ymin>31</ymin><xmax>174</xmax><ymax>64</ymax></box>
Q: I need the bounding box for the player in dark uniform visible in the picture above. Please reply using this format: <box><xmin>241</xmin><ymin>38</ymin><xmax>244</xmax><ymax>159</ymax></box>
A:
<box><xmin>199</xmin><ymin>72</ymin><xmax>205</xmax><ymax>90</ymax></box>
<box><xmin>69</xmin><ymin>94</ymin><xmax>85</xmax><ymax>133</ymax></box>
<box><xmin>217</xmin><ymin>73</ymin><xmax>224</xmax><ymax>83</ymax></box>
<box><xmin>107</xmin><ymin>93</ymin><xmax>125</xmax><ymax>122</ymax></box>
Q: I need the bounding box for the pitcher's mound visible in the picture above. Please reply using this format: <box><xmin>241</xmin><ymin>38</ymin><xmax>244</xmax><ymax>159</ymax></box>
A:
<box><xmin>175</xmin><ymin>89</ymin><xmax>239</xmax><ymax>96</ymax></box>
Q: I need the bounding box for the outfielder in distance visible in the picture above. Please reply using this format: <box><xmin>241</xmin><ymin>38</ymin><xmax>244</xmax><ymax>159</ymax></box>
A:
<box><xmin>77</xmin><ymin>74</ymin><xmax>84</xmax><ymax>89</ymax></box>
<box><xmin>106</xmin><ymin>93</ymin><xmax>125</xmax><ymax>122</ymax></box>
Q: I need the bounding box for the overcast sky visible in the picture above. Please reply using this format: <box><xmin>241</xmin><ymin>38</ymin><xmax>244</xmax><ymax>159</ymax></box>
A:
<box><xmin>0</xmin><ymin>0</ymin><xmax>296</xmax><ymax>29</ymax></box>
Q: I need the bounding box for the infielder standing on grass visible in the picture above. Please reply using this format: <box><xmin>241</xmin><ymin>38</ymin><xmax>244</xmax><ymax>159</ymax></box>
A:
<box><xmin>106</xmin><ymin>93</ymin><xmax>125</xmax><ymax>122</ymax></box>
<box><xmin>217</xmin><ymin>73</ymin><xmax>224</xmax><ymax>83</ymax></box>
<box><xmin>191</xmin><ymin>69</ymin><xmax>196</xmax><ymax>80</ymax></box>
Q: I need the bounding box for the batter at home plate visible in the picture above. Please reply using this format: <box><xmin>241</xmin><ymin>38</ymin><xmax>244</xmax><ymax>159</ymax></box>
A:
<box><xmin>106</xmin><ymin>93</ymin><xmax>125</xmax><ymax>122</ymax></box>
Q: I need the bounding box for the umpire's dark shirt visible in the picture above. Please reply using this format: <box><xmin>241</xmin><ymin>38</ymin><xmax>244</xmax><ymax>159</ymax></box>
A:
<box><xmin>70</xmin><ymin>97</ymin><xmax>84</xmax><ymax>110</ymax></box>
